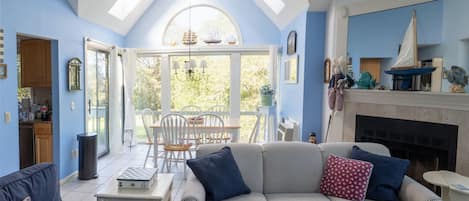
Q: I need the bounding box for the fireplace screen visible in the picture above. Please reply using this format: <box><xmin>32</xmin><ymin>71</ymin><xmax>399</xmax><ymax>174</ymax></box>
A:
<box><xmin>355</xmin><ymin>115</ymin><xmax>458</xmax><ymax>193</ymax></box>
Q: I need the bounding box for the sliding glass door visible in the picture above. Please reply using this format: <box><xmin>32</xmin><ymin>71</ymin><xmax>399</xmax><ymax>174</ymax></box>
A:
<box><xmin>86</xmin><ymin>49</ymin><xmax>110</xmax><ymax>157</ymax></box>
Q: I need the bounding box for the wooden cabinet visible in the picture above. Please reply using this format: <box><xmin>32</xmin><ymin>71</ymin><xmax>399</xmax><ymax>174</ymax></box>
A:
<box><xmin>34</xmin><ymin>122</ymin><xmax>53</xmax><ymax>163</ymax></box>
<box><xmin>360</xmin><ymin>58</ymin><xmax>382</xmax><ymax>82</ymax></box>
<box><xmin>21</xmin><ymin>39</ymin><xmax>51</xmax><ymax>87</ymax></box>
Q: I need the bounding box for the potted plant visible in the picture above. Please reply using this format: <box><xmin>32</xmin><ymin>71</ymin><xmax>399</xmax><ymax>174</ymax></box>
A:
<box><xmin>260</xmin><ymin>85</ymin><xmax>275</xmax><ymax>106</ymax></box>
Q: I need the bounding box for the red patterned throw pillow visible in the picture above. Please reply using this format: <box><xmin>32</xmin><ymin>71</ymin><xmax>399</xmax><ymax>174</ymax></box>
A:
<box><xmin>320</xmin><ymin>155</ymin><xmax>373</xmax><ymax>201</ymax></box>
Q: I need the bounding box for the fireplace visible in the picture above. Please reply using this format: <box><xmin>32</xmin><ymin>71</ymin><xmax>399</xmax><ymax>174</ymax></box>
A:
<box><xmin>355</xmin><ymin>115</ymin><xmax>458</xmax><ymax>192</ymax></box>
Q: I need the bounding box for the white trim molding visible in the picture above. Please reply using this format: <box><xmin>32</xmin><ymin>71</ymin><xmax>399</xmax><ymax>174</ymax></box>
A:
<box><xmin>344</xmin><ymin>90</ymin><xmax>469</xmax><ymax>112</ymax></box>
<box><xmin>345</xmin><ymin>0</ymin><xmax>433</xmax><ymax>16</ymax></box>
<box><xmin>339</xmin><ymin>89</ymin><xmax>469</xmax><ymax>176</ymax></box>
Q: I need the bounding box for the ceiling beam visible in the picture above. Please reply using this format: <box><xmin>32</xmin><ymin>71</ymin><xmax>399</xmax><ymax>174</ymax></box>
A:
<box><xmin>345</xmin><ymin>0</ymin><xmax>433</xmax><ymax>16</ymax></box>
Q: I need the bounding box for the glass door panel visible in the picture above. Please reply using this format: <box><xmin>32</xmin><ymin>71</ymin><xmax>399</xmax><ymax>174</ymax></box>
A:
<box><xmin>240</xmin><ymin>54</ymin><xmax>270</xmax><ymax>142</ymax></box>
<box><xmin>86</xmin><ymin>49</ymin><xmax>110</xmax><ymax>157</ymax></box>
<box><xmin>170</xmin><ymin>55</ymin><xmax>230</xmax><ymax>113</ymax></box>
<box><xmin>134</xmin><ymin>57</ymin><xmax>162</xmax><ymax>143</ymax></box>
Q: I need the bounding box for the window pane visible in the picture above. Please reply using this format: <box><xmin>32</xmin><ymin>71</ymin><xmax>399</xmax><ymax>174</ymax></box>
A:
<box><xmin>134</xmin><ymin>57</ymin><xmax>162</xmax><ymax>142</ymax></box>
<box><xmin>170</xmin><ymin>55</ymin><xmax>230</xmax><ymax>111</ymax></box>
<box><xmin>239</xmin><ymin>54</ymin><xmax>270</xmax><ymax>142</ymax></box>
<box><xmin>240</xmin><ymin>55</ymin><xmax>270</xmax><ymax>111</ymax></box>
<box><xmin>164</xmin><ymin>6</ymin><xmax>239</xmax><ymax>47</ymax></box>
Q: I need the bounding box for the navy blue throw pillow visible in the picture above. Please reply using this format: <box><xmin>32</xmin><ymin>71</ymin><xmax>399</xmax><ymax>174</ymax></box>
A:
<box><xmin>187</xmin><ymin>147</ymin><xmax>251</xmax><ymax>201</ymax></box>
<box><xmin>351</xmin><ymin>146</ymin><xmax>410</xmax><ymax>201</ymax></box>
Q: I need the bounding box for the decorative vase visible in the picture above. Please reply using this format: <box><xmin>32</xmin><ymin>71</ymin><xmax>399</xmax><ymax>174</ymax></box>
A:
<box><xmin>261</xmin><ymin>94</ymin><xmax>273</xmax><ymax>106</ymax></box>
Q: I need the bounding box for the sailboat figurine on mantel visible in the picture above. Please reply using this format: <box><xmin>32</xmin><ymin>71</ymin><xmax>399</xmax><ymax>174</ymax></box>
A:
<box><xmin>385</xmin><ymin>10</ymin><xmax>436</xmax><ymax>90</ymax></box>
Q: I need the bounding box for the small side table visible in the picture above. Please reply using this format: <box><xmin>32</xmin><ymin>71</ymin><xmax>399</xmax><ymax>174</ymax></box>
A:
<box><xmin>423</xmin><ymin>170</ymin><xmax>469</xmax><ymax>201</ymax></box>
<box><xmin>96</xmin><ymin>174</ymin><xmax>174</xmax><ymax>201</ymax></box>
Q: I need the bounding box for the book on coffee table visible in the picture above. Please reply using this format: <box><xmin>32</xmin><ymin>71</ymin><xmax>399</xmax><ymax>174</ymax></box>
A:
<box><xmin>117</xmin><ymin>168</ymin><xmax>158</xmax><ymax>190</ymax></box>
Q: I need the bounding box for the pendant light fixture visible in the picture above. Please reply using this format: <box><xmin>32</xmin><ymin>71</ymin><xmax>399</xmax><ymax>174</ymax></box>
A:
<box><xmin>172</xmin><ymin>0</ymin><xmax>207</xmax><ymax>81</ymax></box>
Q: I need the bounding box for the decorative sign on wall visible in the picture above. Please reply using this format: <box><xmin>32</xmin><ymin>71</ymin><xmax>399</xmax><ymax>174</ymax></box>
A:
<box><xmin>68</xmin><ymin>57</ymin><xmax>82</xmax><ymax>91</ymax></box>
<box><xmin>0</xmin><ymin>29</ymin><xmax>7</xmax><ymax>79</ymax></box>
<box><xmin>287</xmin><ymin>31</ymin><xmax>297</xmax><ymax>55</ymax></box>
<box><xmin>284</xmin><ymin>54</ymin><xmax>299</xmax><ymax>84</ymax></box>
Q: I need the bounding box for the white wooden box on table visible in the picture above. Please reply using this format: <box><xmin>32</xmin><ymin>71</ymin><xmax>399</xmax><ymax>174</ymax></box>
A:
<box><xmin>96</xmin><ymin>174</ymin><xmax>173</xmax><ymax>201</ymax></box>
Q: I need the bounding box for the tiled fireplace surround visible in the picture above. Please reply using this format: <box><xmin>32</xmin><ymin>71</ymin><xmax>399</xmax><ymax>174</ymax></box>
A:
<box><xmin>332</xmin><ymin>90</ymin><xmax>469</xmax><ymax>176</ymax></box>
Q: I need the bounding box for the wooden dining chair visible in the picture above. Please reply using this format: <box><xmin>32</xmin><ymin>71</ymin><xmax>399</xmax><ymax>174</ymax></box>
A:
<box><xmin>207</xmin><ymin>105</ymin><xmax>228</xmax><ymax>120</ymax></box>
<box><xmin>142</xmin><ymin>109</ymin><xmax>165</xmax><ymax>167</ymax></box>
<box><xmin>195</xmin><ymin>113</ymin><xmax>228</xmax><ymax>144</ymax></box>
<box><xmin>160</xmin><ymin>113</ymin><xmax>192</xmax><ymax>178</ymax></box>
<box><xmin>180</xmin><ymin>105</ymin><xmax>201</xmax><ymax>117</ymax></box>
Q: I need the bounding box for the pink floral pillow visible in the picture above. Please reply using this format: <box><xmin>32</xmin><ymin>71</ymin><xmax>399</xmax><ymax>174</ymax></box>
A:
<box><xmin>320</xmin><ymin>155</ymin><xmax>373</xmax><ymax>201</ymax></box>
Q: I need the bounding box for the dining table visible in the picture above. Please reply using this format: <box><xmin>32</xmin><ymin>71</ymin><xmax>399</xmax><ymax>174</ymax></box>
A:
<box><xmin>149</xmin><ymin>118</ymin><xmax>241</xmax><ymax>168</ymax></box>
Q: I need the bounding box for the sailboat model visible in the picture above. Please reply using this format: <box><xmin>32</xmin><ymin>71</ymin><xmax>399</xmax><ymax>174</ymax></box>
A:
<box><xmin>385</xmin><ymin>11</ymin><xmax>436</xmax><ymax>90</ymax></box>
<box><xmin>392</xmin><ymin>10</ymin><xmax>418</xmax><ymax>69</ymax></box>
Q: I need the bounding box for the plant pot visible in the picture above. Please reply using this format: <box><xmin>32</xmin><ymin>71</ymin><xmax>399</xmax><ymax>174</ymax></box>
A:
<box><xmin>261</xmin><ymin>94</ymin><xmax>273</xmax><ymax>106</ymax></box>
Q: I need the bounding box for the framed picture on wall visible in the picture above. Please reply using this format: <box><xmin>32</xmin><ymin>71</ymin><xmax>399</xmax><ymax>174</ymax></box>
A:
<box><xmin>285</xmin><ymin>55</ymin><xmax>299</xmax><ymax>84</ymax></box>
<box><xmin>0</xmin><ymin>64</ymin><xmax>7</xmax><ymax>79</ymax></box>
<box><xmin>68</xmin><ymin>58</ymin><xmax>82</xmax><ymax>91</ymax></box>
<box><xmin>324</xmin><ymin>58</ymin><xmax>331</xmax><ymax>83</ymax></box>
<box><xmin>287</xmin><ymin>31</ymin><xmax>297</xmax><ymax>55</ymax></box>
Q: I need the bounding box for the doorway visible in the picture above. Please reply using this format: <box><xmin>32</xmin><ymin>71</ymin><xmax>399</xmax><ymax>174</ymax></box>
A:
<box><xmin>86</xmin><ymin>49</ymin><xmax>110</xmax><ymax>157</ymax></box>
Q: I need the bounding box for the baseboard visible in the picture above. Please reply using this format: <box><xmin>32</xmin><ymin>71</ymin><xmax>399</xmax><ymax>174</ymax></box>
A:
<box><xmin>60</xmin><ymin>171</ymin><xmax>78</xmax><ymax>185</ymax></box>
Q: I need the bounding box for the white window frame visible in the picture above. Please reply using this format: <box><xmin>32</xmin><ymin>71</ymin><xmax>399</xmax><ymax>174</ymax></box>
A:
<box><xmin>162</xmin><ymin>5</ymin><xmax>244</xmax><ymax>47</ymax></box>
<box><xmin>136</xmin><ymin>46</ymin><xmax>279</xmax><ymax>120</ymax></box>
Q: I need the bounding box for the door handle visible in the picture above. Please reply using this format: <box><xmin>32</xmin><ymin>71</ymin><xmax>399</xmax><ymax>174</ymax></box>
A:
<box><xmin>88</xmin><ymin>99</ymin><xmax>92</xmax><ymax>114</ymax></box>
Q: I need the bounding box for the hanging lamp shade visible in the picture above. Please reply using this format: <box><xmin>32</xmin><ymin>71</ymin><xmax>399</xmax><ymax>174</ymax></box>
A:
<box><xmin>200</xmin><ymin>60</ymin><xmax>208</xmax><ymax>69</ymax></box>
<box><xmin>173</xmin><ymin>61</ymin><xmax>180</xmax><ymax>70</ymax></box>
<box><xmin>190</xmin><ymin>59</ymin><xmax>197</xmax><ymax>68</ymax></box>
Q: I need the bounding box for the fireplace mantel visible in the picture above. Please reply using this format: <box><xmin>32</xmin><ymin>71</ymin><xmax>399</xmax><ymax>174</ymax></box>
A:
<box><xmin>329</xmin><ymin>89</ymin><xmax>469</xmax><ymax>176</ymax></box>
<box><xmin>344</xmin><ymin>89</ymin><xmax>469</xmax><ymax>111</ymax></box>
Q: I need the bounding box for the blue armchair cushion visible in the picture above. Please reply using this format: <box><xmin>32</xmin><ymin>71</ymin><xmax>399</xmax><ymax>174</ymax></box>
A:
<box><xmin>351</xmin><ymin>145</ymin><xmax>410</xmax><ymax>201</ymax></box>
<box><xmin>187</xmin><ymin>146</ymin><xmax>251</xmax><ymax>201</ymax></box>
<box><xmin>0</xmin><ymin>163</ymin><xmax>61</xmax><ymax>201</ymax></box>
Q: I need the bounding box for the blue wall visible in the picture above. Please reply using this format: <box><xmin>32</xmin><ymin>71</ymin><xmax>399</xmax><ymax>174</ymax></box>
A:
<box><xmin>0</xmin><ymin>0</ymin><xmax>124</xmax><ymax>178</ymax></box>
<box><xmin>279</xmin><ymin>11</ymin><xmax>325</xmax><ymax>142</ymax></box>
<box><xmin>302</xmin><ymin>12</ymin><xmax>325</xmax><ymax>142</ymax></box>
<box><xmin>348</xmin><ymin>0</ymin><xmax>443</xmax><ymax>84</ymax></box>
<box><xmin>441</xmin><ymin>0</ymin><xmax>469</xmax><ymax>91</ymax></box>
<box><xmin>126</xmin><ymin>0</ymin><xmax>280</xmax><ymax>47</ymax></box>
<box><xmin>279</xmin><ymin>12</ymin><xmax>307</xmax><ymax>138</ymax></box>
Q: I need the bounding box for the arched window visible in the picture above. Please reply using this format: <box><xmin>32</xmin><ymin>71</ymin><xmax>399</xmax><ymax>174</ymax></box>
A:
<box><xmin>163</xmin><ymin>6</ymin><xmax>242</xmax><ymax>47</ymax></box>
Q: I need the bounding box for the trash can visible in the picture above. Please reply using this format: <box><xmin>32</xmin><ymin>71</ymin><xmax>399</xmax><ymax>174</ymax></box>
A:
<box><xmin>77</xmin><ymin>133</ymin><xmax>98</xmax><ymax>180</ymax></box>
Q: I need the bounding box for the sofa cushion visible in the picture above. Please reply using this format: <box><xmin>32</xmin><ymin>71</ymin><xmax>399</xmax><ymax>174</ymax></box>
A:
<box><xmin>0</xmin><ymin>163</ymin><xmax>61</xmax><ymax>201</ymax></box>
<box><xmin>262</xmin><ymin>142</ymin><xmax>323</xmax><ymax>194</ymax></box>
<box><xmin>320</xmin><ymin>155</ymin><xmax>373</xmax><ymax>201</ymax></box>
<box><xmin>265</xmin><ymin>193</ymin><xmax>330</xmax><ymax>201</ymax></box>
<box><xmin>351</xmin><ymin>146</ymin><xmax>410</xmax><ymax>201</ymax></box>
<box><xmin>188</xmin><ymin>147</ymin><xmax>251</xmax><ymax>201</ymax></box>
<box><xmin>196</xmin><ymin>144</ymin><xmax>263</xmax><ymax>193</ymax></box>
<box><xmin>319</xmin><ymin>143</ymin><xmax>390</xmax><ymax>166</ymax></box>
<box><xmin>223</xmin><ymin>192</ymin><xmax>267</xmax><ymax>201</ymax></box>
<box><xmin>328</xmin><ymin>196</ymin><xmax>376</xmax><ymax>201</ymax></box>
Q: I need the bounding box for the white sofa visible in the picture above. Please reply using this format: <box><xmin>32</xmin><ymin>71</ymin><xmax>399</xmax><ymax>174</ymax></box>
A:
<box><xmin>181</xmin><ymin>142</ymin><xmax>441</xmax><ymax>201</ymax></box>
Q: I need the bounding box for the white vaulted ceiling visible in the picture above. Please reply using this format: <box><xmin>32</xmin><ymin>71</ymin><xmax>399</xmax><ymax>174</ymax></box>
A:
<box><xmin>67</xmin><ymin>0</ymin><xmax>154</xmax><ymax>35</ymax></box>
<box><xmin>255</xmin><ymin>0</ymin><xmax>311</xmax><ymax>29</ymax></box>
<box><xmin>66</xmin><ymin>0</ymin><xmax>434</xmax><ymax>36</ymax></box>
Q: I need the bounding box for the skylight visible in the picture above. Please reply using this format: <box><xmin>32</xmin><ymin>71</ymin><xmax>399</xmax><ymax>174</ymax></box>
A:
<box><xmin>108</xmin><ymin>0</ymin><xmax>142</xmax><ymax>21</ymax></box>
<box><xmin>263</xmin><ymin>0</ymin><xmax>285</xmax><ymax>15</ymax></box>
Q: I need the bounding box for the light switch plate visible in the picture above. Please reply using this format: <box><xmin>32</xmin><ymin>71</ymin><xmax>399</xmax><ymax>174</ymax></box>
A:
<box><xmin>70</xmin><ymin>101</ymin><xmax>75</xmax><ymax>111</ymax></box>
<box><xmin>4</xmin><ymin>112</ymin><xmax>11</xmax><ymax>123</ymax></box>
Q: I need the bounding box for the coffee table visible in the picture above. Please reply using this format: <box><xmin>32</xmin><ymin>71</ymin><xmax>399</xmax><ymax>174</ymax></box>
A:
<box><xmin>423</xmin><ymin>170</ymin><xmax>469</xmax><ymax>201</ymax></box>
<box><xmin>96</xmin><ymin>174</ymin><xmax>174</xmax><ymax>201</ymax></box>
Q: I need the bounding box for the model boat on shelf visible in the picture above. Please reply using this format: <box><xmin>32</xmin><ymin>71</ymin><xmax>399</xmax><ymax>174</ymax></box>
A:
<box><xmin>385</xmin><ymin>10</ymin><xmax>436</xmax><ymax>91</ymax></box>
<box><xmin>391</xmin><ymin>10</ymin><xmax>418</xmax><ymax>70</ymax></box>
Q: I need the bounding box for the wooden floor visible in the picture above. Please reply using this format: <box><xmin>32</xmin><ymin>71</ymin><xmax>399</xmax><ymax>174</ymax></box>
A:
<box><xmin>61</xmin><ymin>144</ymin><xmax>186</xmax><ymax>201</ymax></box>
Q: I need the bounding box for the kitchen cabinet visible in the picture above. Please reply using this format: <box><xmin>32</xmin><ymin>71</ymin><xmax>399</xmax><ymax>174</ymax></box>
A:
<box><xmin>21</xmin><ymin>39</ymin><xmax>51</xmax><ymax>87</ymax></box>
<box><xmin>34</xmin><ymin>122</ymin><xmax>53</xmax><ymax>163</ymax></box>
<box><xmin>19</xmin><ymin>122</ymin><xmax>35</xmax><ymax>169</ymax></box>
<box><xmin>360</xmin><ymin>58</ymin><xmax>381</xmax><ymax>83</ymax></box>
